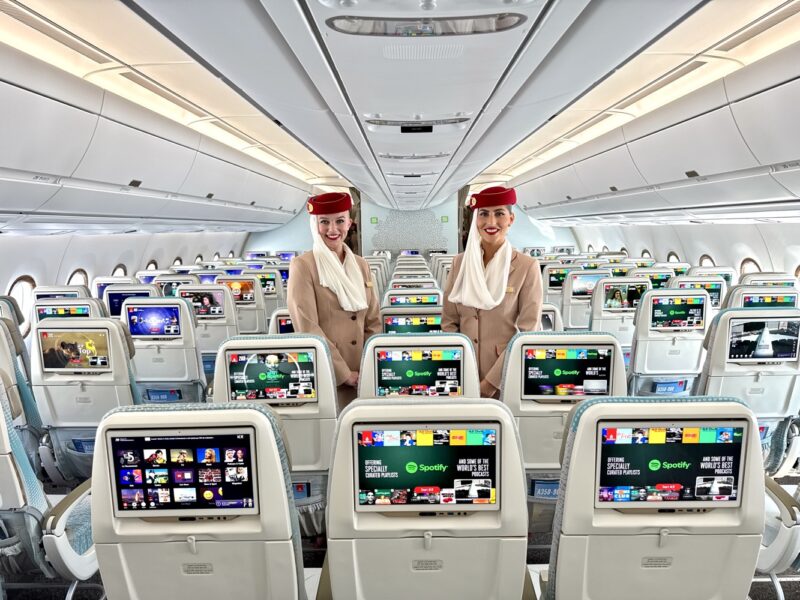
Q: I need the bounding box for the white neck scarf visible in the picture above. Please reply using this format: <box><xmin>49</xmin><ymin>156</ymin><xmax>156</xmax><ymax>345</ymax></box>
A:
<box><xmin>309</xmin><ymin>216</ymin><xmax>368</xmax><ymax>312</ymax></box>
<box><xmin>448</xmin><ymin>212</ymin><xmax>512</xmax><ymax>310</ymax></box>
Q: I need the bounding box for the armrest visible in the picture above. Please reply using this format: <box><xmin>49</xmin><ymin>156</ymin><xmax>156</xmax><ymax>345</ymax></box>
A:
<box><xmin>44</xmin><ymin>478</ymin><xmax>91</xmax><ymax>535</ymax></box>
<box><xmin>765</xmin><ymin>475</ymin><xmax>800</xmax><ymax>527</ymax></box>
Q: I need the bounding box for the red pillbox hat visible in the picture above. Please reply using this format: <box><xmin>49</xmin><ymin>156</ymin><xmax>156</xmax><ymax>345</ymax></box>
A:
<box><xmin>468</xmin><ymin>186</ymin><xmax>517</xmax><ymax>210</ymax></box>
<box><xmin>306</xmin><ymin>192</ymin><xmax>352</xmax><ymax>215</ymax></box>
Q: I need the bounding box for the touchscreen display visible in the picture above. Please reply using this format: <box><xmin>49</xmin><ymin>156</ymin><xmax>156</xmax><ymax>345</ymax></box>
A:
<box><xmin>35</xmin><ymin>292</ymin><xmax>79</xmax><ymax>300</ymax></box>
<box><xmin>137</xmin><ymin>274</ymin><xmax>157</xmax><ymax>284</ymax></box>
<box><xmin>522</xmin><ymin>345</ymin><xmax>613</xmax><ymax>399</ymax></box>
<box><xmin>159</xmin><ymin>280</ymin><xmax>193</xmax><ymax>298</ymax></box>
<box><xmin>375</xmin><ymin>347</ymin><xmax>462</xmax><ymax>396</ymax></box>
<box><xmin>756</xmin><ymin>280</ymin><xmax>797</xmax><ymax>287</ymax></box>
<box><xmin>602</xmin><ymin>283</ymin><xmax>648</xmax><ymax>311</ymax></box>
<box><xmin>223</xmin><ymin>268</ymin><xmax>244</xmax><ymax>276</ymax></box>
<box><xmin>383</xmin><ymin>315</ymin><xmax>443</xmax><ymax>334</ymax></box>
<box><xmin>400</xmin><ymin>250</ymin><xmax>420</xmax><ymax>256</ymax></box>
<box><xmin>107</xmin><ymin>291</ymin><xmax>151</xmax><ymax>317</ymax></box>
<box><xmin>742</xmin><ymin>293</ymin><xmax>797</xmax><ymax>308</ymax></box>
<box><xmin>197</xmin><ymin>273</ymin><xmax>219</xmax><ymax>284</ymax></box>
<box><xmin>96</xmin><ymin>282</ymin><xmax>113</xmax><ymax>299</ymax></box>
<box><xmin>221</xmin><ymin>280</ymin><xmax>256</xmax><ymax>305</ymax></box>
<box><xmin>278</xmin><ymin>269</ymin><xmax>289</xmax><ymax>282</ymax></box>
<box><xmin>388</xmin><ymin>294</ymin><xmax>440</xmax><ymax>306</ymax></box>
<box><xmin>541</xmin><ymin>311</ymin><xmax>555</xmax><ymax>331</ymax></box>
<box><xmin>227</xmin><ymin>350</ymin><xmax>316</xmax><ymax>402</ymax></box>
<box><xmin>277</xmin><ymin>317</ymin><xmax>294</xmax><ymax>334</ymax></box>
<box><xmin>355</xmin><ymin>422</ymin><xmax>499</xmax><ymax>511</ymax></box>
<box><xmin>126</xmin><ymin>305</ymin><xmax>181</xmax><ymax>338</ymax></box>
<box><xmin>109</xmin><ymin>428</ymin><xmax>257</xmax><ymax>515</ymax></box>
<box><xmin>647</xmin><ymin>272</ymin><xmax>673</xmax><ymax>289</ymax></box>
<box><xmin>571</xmin><ymin>273</ymin><xmax>606</xmax><ymax>298</ymax></box>
<box><xmin>39</xmin><ymin>329</ymin><xmax>110</xmax><ymax>372</ymax></box>
<box><xmin>245</xmin><ymin>263</ymin><xmax>265</xmax><ymax>270</ymax></box>
<box><xmin>245</xmin><ymin>251</ymin><xmax>268</xmax><ymax>260</ymax></box>
<box><xmin>596</xmin><ymin>420</ymin><xmax>747</xmax><ymax>508</ymax></box>
<box><xmin>392</xmin><ymin>281</ymin><xmax>436</xmax><ymax>289</ymax></box>
<box><xmin>727</xmin><ymin>319</ymin><xmax>799</xmax><ymax>362</ymax></box>
<box><xmin>673</xmin><ymin>265</ymin><xmax>689</xmax><ymax>276</ymax></box>
<box><xmin>547</xmin><ymin>268</ymin><xmax>569</xmax><ymax>289</ymax></box>
<box><xmin>179</xmin><ymin>291</ymin><xmax>225</xmax><ymax>319</ymax></box>
<box><xmin>679</xmin><ymin>281</ymin><xmax>722</xmax><ymax>307</ymax></box>
<box><xmin>277</xmin><ymin>251</ymin><xmax>296</xmax><ymax>261</ymax></box>
<box><xmin>36</xmin><ymin>305</ymin><xmax>91</xmax><ymax>320</ymax></box>
<box><xmin>634</xmin><ymin>259</ymin><xmax>655</xmax><ymax>268</ymax></box>
<box><xmin>611</xmin><ymin>266</ymin><xmax>634</xmax><ymax>277</ymax></box>
<box><xmin>256</xmin><ymin>273</ymin><xmax>277</xmax><ymax>294</ymax></box>
<box><xmin>650</xmin><ymin>296</ymin><xmax>705</xmax><ymax>330</ymax></box>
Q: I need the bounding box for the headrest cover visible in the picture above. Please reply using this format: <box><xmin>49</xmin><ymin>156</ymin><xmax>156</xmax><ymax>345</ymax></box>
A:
<box><xmin>468</xmin><ymin>186</ymin><xmax>517</xmax><ymax>210</ymax></box>
<box><xmin>0</xmin><ymin>318</ymin><xmax>24</xmax><ymax>356</ymax></box>
<box><xmin>306</xmin><ymin>192</ymin><xmax>352</xmax><ymax>215</ymax></box>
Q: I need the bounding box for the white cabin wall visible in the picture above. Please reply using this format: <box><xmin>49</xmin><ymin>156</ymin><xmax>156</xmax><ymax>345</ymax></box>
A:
<box><xmin>571</xmin><ymin>224</ymin><xmax>800</xmax><ymax>274</ymax></box>
<box><xmin>244</xmin><ymin>211</ymin><xmax>312</xmax><ymax>255</ymax></box>
<box><xmin>0</xmin><ymin>232</ymin><xmax>246</xmax><ymax>292</ymax></box>
<box><xmin>361</xmin><ymin>199</ymin><xmax>459</xmax><ymax>255</ymax></box>
<box><xmin>506</xmin><ymin>213</ymin><xmax>577</xmax><ymax>252</ymax></box>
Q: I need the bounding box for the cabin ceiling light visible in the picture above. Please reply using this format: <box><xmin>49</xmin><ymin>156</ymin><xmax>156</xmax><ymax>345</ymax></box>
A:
<box><xmin>0</xmin><ymin>0</ymin><xmax>345</xmax><ymax>187</ymax></box>
<box><xmin>484</xmin><ymin>0</ymin><xmax>800</xmax><ymax>180</ymax></box>
<box><xmin>326</xmin><ymin>13</ymin><xmax>526</xmax><ymax>37</ymax></box>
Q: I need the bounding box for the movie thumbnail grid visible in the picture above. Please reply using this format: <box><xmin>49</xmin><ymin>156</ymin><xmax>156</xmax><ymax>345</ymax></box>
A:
<box><xmin>599</xmin><ymin>476</ymin><xmax>738</xmax><ymax>504</ymax></box>
<box><xmin>358</xmin><ymin>428</ymin><xmax>496</xmax><ymax>448</ymax></box>
<box><xmin>601</xmin><ymin>426</ymin><xmax>744</xmax><ymax>445</ymax></box>
<box><xmin>115</xmin><ymin>445</ymin><xmax>251</xmax><ymax>510</ymax></box>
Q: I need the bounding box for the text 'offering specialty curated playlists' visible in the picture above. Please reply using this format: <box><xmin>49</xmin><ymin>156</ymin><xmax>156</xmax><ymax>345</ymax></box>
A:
<box><xmin>355</xmin><ymin>424</ymin><xmax>498</xmax><ymax>510</ymax></box>
<box><xmin>227</xmin><ymin>350</ymin><xmax>316</xmax><ymax>402</ymax></box>
<box><xmin>523</xmin><ymin>346</ymin><xmax>612</xmax><ymax>398</ymax></box>
<box><xmin>597</xmin><ymin>421</ymin><xmax>746</xmax><ymax>507</ymax></box>
<box><xmin>376</xmin><ymin>347</ymin><xmax>462</xmax><ymax>396</ymax></box>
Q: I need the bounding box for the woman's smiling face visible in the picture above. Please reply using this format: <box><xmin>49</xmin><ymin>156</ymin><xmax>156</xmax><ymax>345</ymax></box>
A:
<box><xmin>316</xmin><ymin>211</ymin><xmax>351</xmax><ymax>252</ymax></box>
<box><xmin>475</xmin><ymin>205</ymin><xmax>514</xmax><ymax>246</ymax></box>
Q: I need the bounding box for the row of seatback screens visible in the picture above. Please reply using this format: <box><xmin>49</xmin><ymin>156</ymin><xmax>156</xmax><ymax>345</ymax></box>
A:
<box><xmin>104</xmin><ymin>416</ymin><xmax>748</xmax><ymax>516</ymax></box>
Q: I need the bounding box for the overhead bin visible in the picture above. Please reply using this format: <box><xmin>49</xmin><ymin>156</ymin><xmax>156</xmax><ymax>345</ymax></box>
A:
<box><xmin>38</xmin><ymin>185</ymin><xmax>170</xmax><ymax>218</ymax></box>
<box><xmin>240</xmin><ymin>172</ymin><xmax>307</xmax><ymax>212</ymax></box>
<box><xmin>657</xmin><ymin>170</ymin><xmax>793</xmax><ymax>208</ymax></box>
<box><xmin>531</xmin><ymin>165</ymin><xmax>590</xmax><ymax>206</ymax></box>
<box><xmin>179</xmin><ymin>152</ymin><xmax>249</xmax><ymax>203</ymax></box>
<box><xmin>0</xmin><ymin>177</ymin><xmax>60</xmax><ymax>213</ymax></box>
<box><xmin>574</xmin><ymin>145</ymin><xmax>648</xmax><ymax>193</ymax></box>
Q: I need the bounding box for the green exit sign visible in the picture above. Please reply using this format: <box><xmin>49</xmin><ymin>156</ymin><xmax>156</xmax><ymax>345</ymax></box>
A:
<box><xmin>441</xmin><ymin>216</ymin><xmax>448</xmax><ymax>223</ymax></box>
<box><xmin>370</xmin><ymin>217</ymin><xmax>378</xmax><ymax>224</ymax></box>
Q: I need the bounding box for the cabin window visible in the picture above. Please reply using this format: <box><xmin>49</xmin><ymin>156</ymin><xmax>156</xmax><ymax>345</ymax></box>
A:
<box><xmin>602</xmin><ymin>245</ymin><xmax>609</xmax><ymax>252</ymax></box>
<box><xmin>8</xmin><ymin>276</ymin><xmax>35</xmax><ymax>337</ymax></box>
<box><xmin>587</xmin><ymin>244</ymin><xmax>594</xmax><ymax>252</ymax></box>
<box><xmin>699</xmin><ymin>255</ymin><xmax>715</xmax><ymax>267</ymax></box>
<box><xmin>195</xmin><ymin>255</ymin><xmax>203</xmax><ymax>264</ymax></box>
<box><xmin>641</xmin><ymin>249</ymin><xmax>652</xmax><ymax>258</ymax></box>
<box><xmin>213</xmin><ymin>253</ymin><xmax>220</xmax><ymax>261</ymax></box>
<box><xmin>667</xmin><ymin>252</ymin><xmax>680</xmax><ymax>263</ymax></box>
<box><xmin>66</xmin><ymin>269</ymin><xmax>88</xmax><ymax>287</ymax></box>
<box><xmin>740</xmin><ymin>258</ymin><xmax>761</xmax><ymax>274</ymax></box>
<box><xmin>228</xmin><ymin>251</ymin><xmax>235</xmax><ymax>258</ymax></box>
<box><xmin>795</xmin><ymin>265</ymin><xmax>800</xmax><ymax>278</ymax></box>
<box><xmin>173</xmin><ymin>257</ymin><xmax>183</xmax><ymax>266</ymax></box>
<box><xmin>620</xmin><ymin>247</ymin><xmax>628</xmax><ymax>256</ymax></box>
<box><xmin>146</xmin><ymin>260</ymin><xmax>158</xmax><ymax>271</ymax></box>
<box><xmin>112</xmin><ymin>264</ymin><xmax>127</xmax><ymax>276</ymax></box>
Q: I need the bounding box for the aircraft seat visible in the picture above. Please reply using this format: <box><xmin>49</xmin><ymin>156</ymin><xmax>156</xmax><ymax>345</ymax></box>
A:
<box><xmin>91</xmin><ymin>402</ymin><xmax>307</xmax><ymax>600</ymax></box>
<box><xmin>696</xmin><ymin>307</ymin><xmax>800</xmax><ymax>475</ymax></box>
<box><xmin>33</xmin><ymin>285</ymin><xmax>91</xmax><ymax>300</ymax></box>
<box><xmin>121</xmin><ymin>297</ymin><xmax>206</xmax><ymax>405</ymax></box>
<box><xmin>669</xmin><ymin>275</ymin><xmax>727</xmax><ymax>318</ymax></box>
<box><xmin>212</xmin><ymin>334</ymin><xmax>338</xmax><ymax>537</ymax></box>
<box><xmin>386</xmin><ymin>277</ymin><xmax>439</xmax><ymax>290</ymax></box>
<box><xmin>261</xmin><ymin>268</ymin><xmax>286</xmax><ymax>315</ymax></box>
<box><xmin>102</xmin><ymin>284</ymin><xmax>161</xmax><ymax>319</ymax></box>
<box><xmin>687</xmin><ymin>265</ymin><xmax>738</xmax><ymax>287</ymax></box>
<box><xmin>31</xmin><ymin>318</ymin><xmax>139</xmax><ymax>484</ymax></box>
<box><xmin>381</xmin><ymin>287</ymin><xmax>442</xmax><ymax>309</ymax></box>
<box><xmin>740</xmin><ymin>272</ymin><xmax>798</xmax><ymax>288</ymax></box>
<box><xmin>0</xmin><ymin>373</ymin><xmax>97</xmax><ymax>585</ymax></box>
<box><xmin>323</xmin><ymin>397</ymin><xmax>529</xmax><ymax>600</ymax></box>
<box><xmin>628</xmin><ymin>289</ymin><xmax>712</xmax><ymax>397</ymax></box>
<box><xmin>722</xmin><ymin>284</ymin><xmax>800</xmax><ymax>310</ymax></box>
<box><xmin>92</xmin><ymin>276</ymin><xmax>136</xmax><ymax>300</ymax></box>
<box><xmin>268</xmin><ymin>308</ymin><xmax>294</xmax><ymax>334</ymax></box>
<box><xmin>757</xmin><ymin>477</ymin><xmax>800</xmax><ymax>598</ymax></box>
<box><xmin>216</xmin><ymin>275</ymin><xmax>269</xmax><ymax>334</ymax></box>
<box><xmin>539</xmin><ymin>303</ymin><xmax>564</xmax><ymax>332</ymax></box>
<box><xmin>561</xmin><ymin>269</ymin><xmax>612</xmax><ymax>329</ymax></box>
<box><xmin>542</xmin><ymin>265</ymin><xmax>574</xmax><ymax>311</ymax></box>
<box><xmin>33</xmin><ymin>298</ymin><xmax>108</xmax><ymax>321</ymax></box>
<box><xmin>499</xmin><ymin>331</ymin><xmax>625</xmax><ymax>534</ymax></box>
<box><xmin>0</xmin><ymin>295</ymin><xmax>32</xmax><ymax>378</ymax></box>
<box><xmin>357</xmin><ymin>332</ymin><xmax>480</xmax><ymax>399</ymax></box>
<box><xmin>380</xmin><ymin>306</ymin><xmax>443</xmax><ymax>335</ymax></box>
<box><xmin>537</xmin><ymin>395</ymin><xmax>764</xmax><ymax>600</ymax></box>
<box><xmin>589</xmin><ymin>276</ymin><xmax>652</xmax><ymax>347</ymax></box>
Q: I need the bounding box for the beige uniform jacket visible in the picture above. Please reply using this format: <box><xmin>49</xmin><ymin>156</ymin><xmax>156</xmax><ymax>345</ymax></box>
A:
<box><xmin>288</xmin><ymin>252</ymin><xmax>381</xmax><ymax>385</ymax></box>
<box><xmin>442</xmin><ymin>249</ymin><xmax>543</xmax><ymax>389</ymax></box>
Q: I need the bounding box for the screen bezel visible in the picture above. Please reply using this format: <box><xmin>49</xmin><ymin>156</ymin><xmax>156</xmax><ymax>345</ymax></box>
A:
<box><xmin>600</xmin><ymin>283</ymin><xmax>648</xmax><ymax>313</ymax></box>
<box><xmin>382</xmin><ymin>314</ymin><xmax>444</xmax><ymax>334</ymax></box>
<box><xmin>179</xmin><ymin>290</ymin><xmax>226</xmax><ymax>320</ymax></box>
<box><xmin>520</xmin><ymin>343</ymin><xmax>615</xmax><ymax>401</ymax></box>
<box><xmin>570</xmin><ymin>272</ymin><xmax>608</xmax><ymax>298</ymax></box>
<box><xmin>353</xmin><ymin>420</ymin><xmax>501</xmax><ymax>513</ymax></box>
<box><xmin>107</xmin><ymin>426</ymin><xmax>259</xmax><ymax>518</ymax></box>
<box><xmin>726</xmin><ymin>317</ymin><xmax>800</xmax><ymax>364</ymax></box>
<box><xmin>649</xmin><ymin>295</ymin><xmax>706</xmax><ymax>332</ymax></box>
<box><xmin>219</xmin><ymin>280</ymin><xmax>257</xmax><ymax>305</ymax></box>
<box><xmin>125</xmin><ymin>304</ymin><xmax>183</xmax><ymax>340</ymax></box>
<box><xmin>373</xmin><ymin>345</ymin><xmax>464</xmax><ymax>397</ymax></box>
<box><xmin>39</xmin><ymin>327</ymin><xmax>112</xmax><ymax>374</ymax></box>
<box><xmin>594</xmin><ymin>419</ymin><xmax>748</xmax><ymax>510</ymax></box>
<box><xmin>226</xmin><ymin>348</ymin><xmax>318</xmax><ymax>405</ymax></box>
<box><xmin>546</xmin><ymin>268</ymin><xmax>571</xmax><ymax>290</ymax></box>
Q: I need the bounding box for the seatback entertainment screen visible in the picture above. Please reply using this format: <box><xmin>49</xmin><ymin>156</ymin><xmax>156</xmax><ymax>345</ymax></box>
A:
<box><xmin>354</xmin><ymin>422</ymin><xmax>499</xmax><ymax>512</ymax></box>
<box><xmin>375</xmin><ymin>346</ymin><xmax>462</xmax><ymax>396</ymax></box>
<box><xmin>388</xmin><ymin>294</ymin><xmax>440</xmax><ymax>306</ymax></box>
<box><xmin>255</xmin><ymin>273</ymin><xmax>277</xmax><ymax>294</ymax></box>
<box><xmin>220</xmin><ymin>280</ymin><xmax>256</xmax><ymax>305</ymax></box>
<box><xmin>727</xmin><ymin>318</ymin><xmax>800</xmax><ymax>362</ymax></box>
<box><xmin>610</xmin><ymin>265</ymin><xmax>634</xmax><ymax>277</ymax></box>
<box><xmin>602</xmin><ymin>283</ymin><xmax>648</xmax><ymax>311</ymax></box>
<box><xmin>39</xmin><ymin>329</ymin><xmax>110</xmax><ymax>373</ymax></box>
<box><xmin>107</xmin><ymin>291</ymin><xmax>152</xmax><ymax>317</ymax></box>
<box><xmin>383</xmin><ymin>315</ymin><xmax>443</xmax><ymax>334</ymax></box>
<box><xmin>596</xmin><ymin>420</ymin><xmax>747</xmax><ymax>508</ymax></box>
<box><xmin>159</xmin><ymin>280</ymin><xmax>194</xmax><ymax>298</ymax></box>
<box><xmin>645</xmin><ymin>272</ymin><xmax>673</xmax><ymax>289</ymax></box>
<box><xmin>179</xmin><ymin>290</ymin><xmax>225</xmax><ymax>319</ymax></box>
<box><xmin>650</xmin><ymin>296</ymin><xmax>706</xmax><ymax>331</ymax></box>
<box><xmin>547</xmin><ymin>268</ymin><xmax>570</xmax><ymax>290</ymax></box>
<box><xmin>571</xmin><ymin>273</ymin><xmax>606</xmax><ymax>298</ymax></box>
<box><xmin>36</xmin><ymin>305</ymin><xmax>91</xmax><ymax>321</ymax></box>
<box><xmin>522</xmin><ymin>345</ymin><xmax>613</xmax><ymax>400</ymax></box>
<box><xmin>108</xmin><ymin>427</ymin><xmax>257</xmax><ymax>516</ymax></box>
<box><xmin>277</xmin><ymin>317</ymin><xmax>294</xmax><ymax>334</ymax></box>
<box><xmin>126</xmin><ymin>305</ymin><xmax>182</xmax><ymax>339</ymax></box>
<box><xmin>678</xmin><ymin>281</ymin><xmax>723</xmax><ymax>307</ymax></box>
<box><xmin>227</xmin><ymin>350</ymin><xmax>316</xmax><ymax>402</ymax></box>
<box><xmin>742</xmin><ymin>293</ymin><xmax>798</xmax><ymax>309</ymax></box>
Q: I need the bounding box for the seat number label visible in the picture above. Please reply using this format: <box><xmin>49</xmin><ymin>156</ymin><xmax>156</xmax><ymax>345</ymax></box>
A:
<box><xmin>412</xmin><ymin>560</ymin><xmax>443</xmax><ymax>571</ymax></box>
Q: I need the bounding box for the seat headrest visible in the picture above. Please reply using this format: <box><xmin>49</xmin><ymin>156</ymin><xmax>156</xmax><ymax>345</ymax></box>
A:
<box><xmin>0</xmin><ymin>296</ymin><xmax>25</xmax><ymax>325</ymax></box>
<box><xmin>0</xmin><ymin>318</ymin><xmax>25</xmax><ymax>356</ymax></box>
<box><xmin>0</xmin><ymin>368</ymin><xmax>22</xmax><ymax>421</ymax></box>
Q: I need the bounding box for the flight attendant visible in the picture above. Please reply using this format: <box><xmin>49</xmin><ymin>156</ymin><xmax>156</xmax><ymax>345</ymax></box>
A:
<box><xmin>288</xmin><ymin>192</ymin><xmax>381</xmax><ymax>409</ymax></box>
<box><xmin>442</xmin><ymin>186</ymin><xmax>542</xmax><ymax>398</ymax></box>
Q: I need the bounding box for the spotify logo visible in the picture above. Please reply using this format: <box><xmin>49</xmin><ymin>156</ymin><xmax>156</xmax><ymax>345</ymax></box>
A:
<box><xmin>554</xmin><ymin>368</ymin><xmax>562</xmax><ymax>377</ymax></box>
<box><xmin>648</xmin><ymin>459</ymin><xmax>662</xmax><ymax>471</ymax></box>
<box><xmin>258</xmin><ymin>372</ymin><xmax>267</xmax><ymax>381</ymax></box>
<box><xmin>406</xmin><ymin>369</ymin><xmax>415</xmax><ymax>378</ymax></box>
<box><xmin>405</xmin><ymin>462</ymin><xmax>418</xmax><ymax>474</ymax></box>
